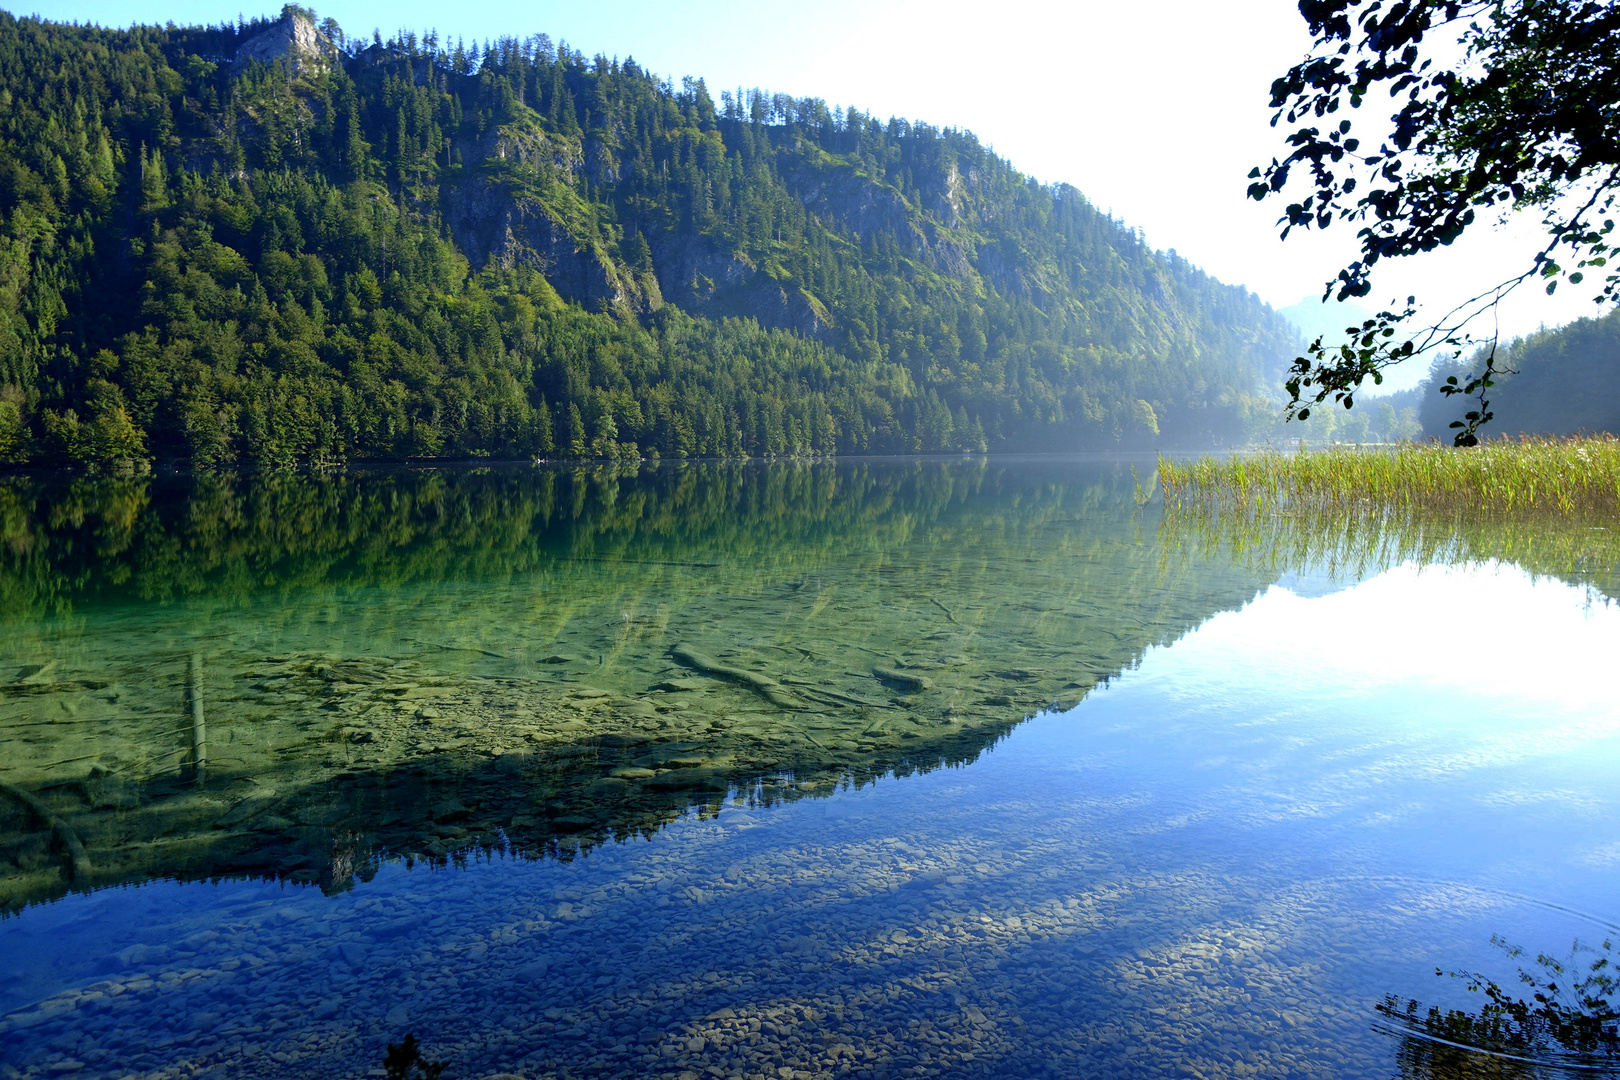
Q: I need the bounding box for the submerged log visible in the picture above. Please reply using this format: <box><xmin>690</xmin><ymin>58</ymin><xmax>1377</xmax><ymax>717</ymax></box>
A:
<box><xmin>780</xmin><ymin>677</ymin><xmax>892</xmax><ymax>709</ymax></box>
<box><xmin>405</xmin><ymin>638</ymin><xmax>509</xmax><ymax>660</ymax></box>
<box><xmin>670</xmin><ymin>645</ymin><xmax>803</xmax><ymax>711</ymax></box>
<box><xmin>0</xmin><ymin>780</ymin><xmax>92</xmax><ymax>882</ymax></box>
<box><xmin>190</xmin><ymin>652</ymin><xmax>207</xmax><ymax>785</ymax></box>
<box><xmin>872</xmin><ymin>666</ymin><xmax>933</xmax><ymax>692</ymax></box>
<box><xmin>16</xmin><ymin>659</ymin><xmax>61</xmax><ymax>685</ymax></box>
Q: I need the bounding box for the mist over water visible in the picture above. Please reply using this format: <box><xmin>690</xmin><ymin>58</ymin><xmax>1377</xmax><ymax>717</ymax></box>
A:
<box><xmin>2</xmin><ymin>459</ymin><xmax>1617</xmax><ymax>1079</ymax></box>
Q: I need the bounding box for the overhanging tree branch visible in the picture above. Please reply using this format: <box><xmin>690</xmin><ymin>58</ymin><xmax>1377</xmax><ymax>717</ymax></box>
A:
<box><xmin>1255</xmin><ymin>0</ymin><xmax>1620</xmax><ymax>444</ymax></box>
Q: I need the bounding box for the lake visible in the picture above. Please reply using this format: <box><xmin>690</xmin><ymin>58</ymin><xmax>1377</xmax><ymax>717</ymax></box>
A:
<box><xmin>1</xmin><ymin>458</ymin><xmax>1617</xmax><ymax>1079</ymax></box>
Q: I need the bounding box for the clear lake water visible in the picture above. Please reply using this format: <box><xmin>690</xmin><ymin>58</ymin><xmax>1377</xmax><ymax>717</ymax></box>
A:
<box><xmin>1</xmin><ymin>457</ymin><xmax>1617</xmax><ymax>1079</ymax></box>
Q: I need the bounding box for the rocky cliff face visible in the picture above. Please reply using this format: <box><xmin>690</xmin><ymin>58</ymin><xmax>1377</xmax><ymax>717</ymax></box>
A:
<box><xmin>440</xmin><ymin>114</ymin><xmax>659</xmax><ymax>316</ymax></box>
<box><xmin>233</xmin><ymin>6</ymin><xmax>337</xmax><ymax>76</ymax></box>
<box><xmin>267</xmin><ymin>45</ymin><xmax>1240</xmax><ymax>370</ymax></box>
<box><xmin>640</xmin><ymin>148</ymin><xmax>980</xmax><ymax>339</ymax></box>
<box><xmin>779</xmin><ymin>151</ymin><xmax>977</xmax><ymax>284</ymax></box>
<box><xmin>448</xmin><ymin>177</ymin><xmax>653</xmax><ymax>315</ymax></box>
<box><xmin>425</xmin><ymin>101</ymin><xmax>985</xmax><ymax>338</ymax></box>
<box><xmin>648</xmin><ymin>238</ymin><xmax>829</xmax><ymax>338</ymax></box>
<box><xmin>295</xmin><ymin>44</ymin><xmax>1037</xmax><ymax>342</ymax></box>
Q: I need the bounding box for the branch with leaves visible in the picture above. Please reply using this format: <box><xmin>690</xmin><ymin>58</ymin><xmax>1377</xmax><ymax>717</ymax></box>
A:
<box><xmin>1254</xmin><ymin>0</ymin><xmax>1620</xmax><ymax>444</ymax></box>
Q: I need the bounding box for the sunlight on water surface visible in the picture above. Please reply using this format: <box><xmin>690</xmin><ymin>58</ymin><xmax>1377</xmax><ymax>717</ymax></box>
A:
<box><xmin>1</xmin><ymin>461</ymin><xmax>1617</xmax><ymax>1079</ymax></box>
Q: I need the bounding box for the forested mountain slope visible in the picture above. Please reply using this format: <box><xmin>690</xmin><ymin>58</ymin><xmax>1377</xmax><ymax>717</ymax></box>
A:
<box><xmin>1418</xmin><ymin>308</ymin><xmax>1620</xmax><ymax>438</ymax></box>
<box><xmin>0</xmin><ymin>6</ymin><xmax>1301</xmax><ymax>467</ymax></box>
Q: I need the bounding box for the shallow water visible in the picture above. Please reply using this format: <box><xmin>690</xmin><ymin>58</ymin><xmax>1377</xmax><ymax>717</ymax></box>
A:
<box><xmin>1</xmin><ymin>459</ymin><xmax>1618</xmax><ymax>1079</ymax></box>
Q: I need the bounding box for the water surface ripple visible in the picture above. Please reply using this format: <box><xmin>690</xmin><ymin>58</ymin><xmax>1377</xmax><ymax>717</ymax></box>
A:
<box><xmin>1</xmin><ymin>459</ymin><xmax>1617</xmax><ymax>1079</ymax></box>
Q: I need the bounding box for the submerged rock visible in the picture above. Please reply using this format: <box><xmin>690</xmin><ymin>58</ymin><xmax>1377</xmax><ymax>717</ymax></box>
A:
<box><xmin>872</xmin><ymin>667</ymin><xmax>933</xmax><ymax>692</ymax></box>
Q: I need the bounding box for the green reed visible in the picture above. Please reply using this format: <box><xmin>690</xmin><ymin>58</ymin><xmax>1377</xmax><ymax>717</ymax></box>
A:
<box><xmin>1157</xmin><ymin>438</ymin><xmax>1620</xmax><ymax>599</ymax></box>
<box><xmin>1159</xmin><ymin>435</ymin><xmax>1620</xmax><ymax>516</ymax></box>
<box><xmin>1160</xmin><ymin>495</ymin><xmax>1620</xmax><ymax>599</ymax></box>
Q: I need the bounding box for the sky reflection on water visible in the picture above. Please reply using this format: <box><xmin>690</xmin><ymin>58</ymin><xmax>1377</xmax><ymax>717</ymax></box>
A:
<box><xmin>4</xmin><ymin>553</ymin><xmax>1618</xmax><ymax>1079</ymax></box>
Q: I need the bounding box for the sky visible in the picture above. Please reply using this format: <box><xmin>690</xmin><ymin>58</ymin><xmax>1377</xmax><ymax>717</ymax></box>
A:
<box><xmin>17</xmin><ymin>0</ymin><xmax>1611</xmax><ymax>391</ymax></box>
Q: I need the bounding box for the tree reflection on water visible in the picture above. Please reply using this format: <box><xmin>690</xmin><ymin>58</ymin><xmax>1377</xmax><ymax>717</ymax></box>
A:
<box><xmin>1378</xmin><ymin>936</ymin><xmax>1619</xmax><ymax>1078</ymax></box>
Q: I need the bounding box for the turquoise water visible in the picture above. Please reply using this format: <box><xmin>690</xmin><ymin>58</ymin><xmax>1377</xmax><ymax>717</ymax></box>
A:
<box><xmin>1</xmin><ymin>460</ymin><xmax>1617</xmax><ymax>1078</ymax></box>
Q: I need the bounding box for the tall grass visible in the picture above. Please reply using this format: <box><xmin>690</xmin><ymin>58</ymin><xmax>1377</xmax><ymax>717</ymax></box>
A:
<box><xmin>1158</xmin><ymin>435</ymin><xmax>1620</xmax><ymax>516</ymax></box>
<box><xmin>1156</xmin><ymin>435</ymin><xmax>1620</xmax><ymax>597</ymax></box>
<box><xmin>1159</xmin><ymin>496</ymin><xmax>1620</xmax><ymax>598</ymax></box>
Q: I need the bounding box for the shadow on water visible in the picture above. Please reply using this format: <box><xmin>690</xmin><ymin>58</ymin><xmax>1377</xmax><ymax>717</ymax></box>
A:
<box><xmin>1</xmin><ymin>458</ymin><xmax>1280</xmax><ymax>913</ymax></box>
<box><xmin>1376</xmin><ymin>937</ymin><xmax>1620</xmax><ymax>1079</ymax></box>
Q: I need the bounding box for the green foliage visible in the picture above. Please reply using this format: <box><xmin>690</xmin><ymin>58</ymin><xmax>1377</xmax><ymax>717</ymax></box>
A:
<box><xmin>1378</xmin><ymin>937</ymin><xmax>1619</xmax><ymax>1078</ymax></box>
<box><xmin>0</xmin><ymin>9</ymin><xmax>1299</xmax><ymax>468</ymax></box>
<box><xmin>0</xmin><ymin>395</ymin><xmax>23</xmax><ymax>462</ymax></box>
<box><xmin>1419</xmin><ymin>308</ymin><xmax>1620</xmax><ymax>439</ymax></box>
<box><xmin>40</xmin><ymin>381</ymin><xmax>148</xmax><ymax>471</ymax></box>
<box><xmin>1157</xmin><ymin>435</ymin><xmax>1620</xmax><ymax>516</ymax></box>
<box><xmin>1245</xmin><ymin>383</ymin><xmax>1422</xmax><ymax>445</ymax></box>
<box><xmin>1254</xmin><ymin>0</ymin><xmax>1620</xmax><ymax>444</ymax></box>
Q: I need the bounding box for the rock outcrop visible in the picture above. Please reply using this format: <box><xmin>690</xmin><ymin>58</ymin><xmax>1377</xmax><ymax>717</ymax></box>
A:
<box><xmin>233</xmin><ymin>6</ymin><xmax>338</xmax><ymax>76</ymax></box>
<box><xmin>449</xmin><ymin>180</ymin><xmax>652</xmax><ymax>314</ymax></box>
<box><xmin>440</xmin><ymin>113</ymin><xmax>663</xmax><ymax>315</ymax></box>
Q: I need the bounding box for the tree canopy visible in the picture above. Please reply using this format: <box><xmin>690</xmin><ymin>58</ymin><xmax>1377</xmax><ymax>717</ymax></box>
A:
<box><xmin>0</xmin><ymin>7</ymin><xmax>1300</xmax><ymax>470</ymax></box>
<box><xmin>1417</xmin><ymin>305</ymin><xmax>1620</xmax><ymax>437</ymax></box>
<box><xmin>1252</xmin><ymin>0</ymin><xmax>1620</xmax><ymax>444</ymax></box>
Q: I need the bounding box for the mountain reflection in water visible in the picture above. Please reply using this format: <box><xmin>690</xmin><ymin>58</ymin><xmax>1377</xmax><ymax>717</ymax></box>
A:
<box><xmin>0</xmin><ymin>459</ymin><xmax>1271</xmax><ymax>912</ymax></box>
<box><xmin>4</xmin><ymin>458</ymin><xmax>1620</xmax><ymax>1080</ymax></box>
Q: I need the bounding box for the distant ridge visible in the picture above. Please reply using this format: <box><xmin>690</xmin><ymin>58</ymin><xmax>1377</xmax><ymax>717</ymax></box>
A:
<box><xmin>1275</xmin><ymin>297</ymin><xmax>1375</xmax><ymax>347</ymax></box>
<box><xmin>0</xmin><ymin>6</ymin><xmax>1301</xmax><ymax>467</ymax></box>
<box><xmin>1275</xmin><ymin>296</ymin><xmax>1436</xmax><ymax>395</ymax></box>
<box><xmin>1418</xmin><ymin>308</ymin><xmax>1620</xmax><ymax>437</ymax></box>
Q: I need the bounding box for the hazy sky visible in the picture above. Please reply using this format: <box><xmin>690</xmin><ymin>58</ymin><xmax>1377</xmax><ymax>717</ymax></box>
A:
<box><xmin>18</xmin><ymin>0</ymin><xmax>1609</xmax><ymax>389</ymax></box>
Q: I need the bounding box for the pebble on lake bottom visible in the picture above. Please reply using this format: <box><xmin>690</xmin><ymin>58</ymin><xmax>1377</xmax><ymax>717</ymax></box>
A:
<box><xmin>0</xmin><ymin>774</ymin><xmax>1556</xmax><ymax>1080</ymax></box>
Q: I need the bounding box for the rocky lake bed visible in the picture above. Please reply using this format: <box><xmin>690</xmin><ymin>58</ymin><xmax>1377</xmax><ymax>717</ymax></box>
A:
<box><xmin>3</xmin><ymin>461</ymin><xmax>1618</xmax><ymax>1078</ymax></box>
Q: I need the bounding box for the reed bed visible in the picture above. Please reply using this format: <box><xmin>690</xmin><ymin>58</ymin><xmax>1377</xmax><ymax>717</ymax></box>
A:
<box><xmin>1156</xmin><ymin>435</ymin><xmax>1620</xmax><ymax>597</ymax></box>
<box><xmin>1157</xmin><ymin>435</ymin><xmax>1620</xmax><ymax>516</ymax></box>
<box><xmin>1159</xmin><ymin>497</ymin><xmax>1620</xmax><ymax>599</ymax></box>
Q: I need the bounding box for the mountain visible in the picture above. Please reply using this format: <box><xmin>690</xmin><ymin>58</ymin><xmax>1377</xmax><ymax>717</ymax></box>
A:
<box><xmin>1276</xmin><ymin>295</ymin><xmax>1444</xmax><ymax>397</ymax></box>
<box><xmin>0</xmin><ymin>6</ymin><xmax>1301</xmax><ymax>468</ymax></box>
<box><xmin>1417</xmin><ymin>308</ymin><xmax>1620</xmax><ymax>438</ymax></box>
<box><xmin>1275</xmin><ymin>296</ymin><xmax>1374</xmax><ymax>347</ymax></box>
